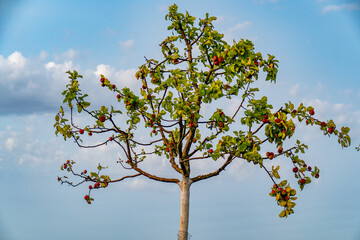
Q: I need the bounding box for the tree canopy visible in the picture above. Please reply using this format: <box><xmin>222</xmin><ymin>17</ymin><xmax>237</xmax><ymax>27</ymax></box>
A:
<box><xmin>55</xmin><ymin>4</ymin><xmax>351</xmax><ymax>220</ymax></box>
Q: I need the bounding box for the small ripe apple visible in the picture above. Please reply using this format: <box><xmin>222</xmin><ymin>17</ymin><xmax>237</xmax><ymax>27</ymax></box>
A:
<box><xmin>109</xmin><ymin>137</ymin><xmax>113</xmax><ymax>141</ymax></box>
<box><xmin>284</xmin><ymin>196</ymin><xmax>289</xmax><ymax>201</ymax></box>
<box><xmin>275</xmin><ymin>119</ymin><xmax>281</xmax><ymax>123</ymax></box>
<box><xmin>100</xmin><ymin>78</ymin><xmax>105</xmax><ymax>82</ymax></box>
<box><xmin>328</xmin><ymin>127</ymin><xmax>334</xmax><ymax>133</ymax></box>
<box><xmin>278</xmin><ymin>147</ymin><xmax>283</xmax><ymax>154</ymax></box>
<box><xmin>218</xmin><ymin>57</ymin><xmax>224</xmax><ymax>63</ymax></box>
<box><xmin>166</xmin><ymin>148</ymin><xmax>169</xmax><ymax>152</ymax></box>
<box><xmin>89</xmin><ymin>185</ymin><xmax>92</xmax><ymax>189</ymax></box>
<box><xmin>152</xmin><ymin>129</ymin><xmax>156</xmax><ymax>133</ymax></box>
<box><xmin>300</xmin><ymin>179</ymin><xmax>306</xmax><ymax>185</ymax></box>
<box><xmin>315</xmin><ymin>174</ymin><xmax>319</xmax><ymax>178</ymax></box>
<box><xmin>88</xmin><ymin>132</ymin><xmax>92</xmax><ymax>136</ymax></box>
<box><xmin>83</xmin><ymin>170</ymin><xmax>87</xmax><ymax>174</ymax></box>
<box><xmin>225</xmin><ymin>84</ymin><xmax>229</xmax><ymax>90</ymax></box>
<box><xmin>321</xmin><ymin>122</ymin><xmax>326</xmax><ymax>127</ymax></box>
<box><xmin>214</xmin><ymin>60</ymin><xmax>219</xmax><ymax>66</ymax></box>
<box><xmin>212</xmin><ymin>56</ymin><xmax>218</xmax><ymax>62</ymax></box>
<box><xmin>307</xmin><ymin>166</ymin><xmax>312</xmax><ymax>171</ymax></box>
<box><xmin>173</xmin><ymin>59</ymin><xmax>179</xmax><ymax>64</ymax></box>
<box><xmin>142</xmin><ymin>85</ymin><xmax>147</xmax><ymax>89</ymax></box>
<box><xmin>271</xmin><ymin>190</ymin><xmax>276</xmax><ymax>194</ymax></box>
<box><xmin>193</xmin><ymin>138</ymin><xmax>197</xmax><ymax>143</ymax></box>
<box><xmin>79</xmin><ymin>129</ymin><xmax>84</xmax><ymax>134</ymax></box>
<box><xmin>209</xmin><ymin>149</ymin><xmax>214</xmax><ymax>154</ymax></box>
<box><xmin>112</xmin><ymin>84</ymin><xmax>116</xmax><ymax>89</ymax></box>
<box><xmin>117</xmin><ymin>94</ymin><xmax>120</xmax><ymax>99</ymax></box>
<box><xmin>84</xmin><ymin>195</ymin><xmax>89</xmax><ymax>200</ymax></box>
<box><xmin>309</xmin><ymin>109</ymin><xmax>315</xmax><ymax>115</ymax></box>
<box><xmin>147</xmin><ymin>95</ymin><xmax>151</xmax><ymax>100</ymax></box>
<box><xmin>99</xmin><ymin>116</ymin><xmax>106</xmax><ymax>122</ymax></box>
<box><xmin>293</xmin><ymin>167</ymin><xmax>298</xmax><ymax>173</ymax></box>
<box><xmin>267</xmin><ymin>152</ymin><xmax>274</xmax><ymax>159</ymax></box>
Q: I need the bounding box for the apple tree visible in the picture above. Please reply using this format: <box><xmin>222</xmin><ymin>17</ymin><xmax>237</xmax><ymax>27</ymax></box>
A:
<box><xmin>54</xmin><ymin>4</ymin><xmax>351</xmax><ymax>240</ymax></box>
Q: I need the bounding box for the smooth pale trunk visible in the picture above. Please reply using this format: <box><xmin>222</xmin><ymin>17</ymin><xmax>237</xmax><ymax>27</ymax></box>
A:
<box><xmin>178</xmin><ymin>177</ymin><xmax>192</xmax><ymax>240</ymax></box>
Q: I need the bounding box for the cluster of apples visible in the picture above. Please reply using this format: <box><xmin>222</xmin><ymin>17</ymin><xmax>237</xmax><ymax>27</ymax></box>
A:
<box><xmin>266</xmin><ymin>147</ymin><xmax>283</xmax><ymax>160</ymax></box>
<box><xmin>269</xmin><ymin>184</ymin><xmax>296</xmax><ymax>202</ymax></box>
<box><xmin>306</xmin><ymin>109</ymin><xmax>335</xmax><ymax>134</ymax></box>
<box><xmin>292</xmin><ymin>163</ymin><xmax>319</xmax><ymax>180</ymax></box>
<box><xmin>262</xmin><ymin>114</ymin><xmax>270</xmax><ymax>123</ymax></box>
<box><xmin>213</xmin><ymin>55</ymin><xmax>224</xmax><ymax>66</ymax></box>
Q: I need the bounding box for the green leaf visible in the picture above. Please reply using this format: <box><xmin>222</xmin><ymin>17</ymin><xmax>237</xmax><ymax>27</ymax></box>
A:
<box><xmin>279</xmin><ymin>210</ymin><xmax>286</xmax><ymax>218</ymax></box>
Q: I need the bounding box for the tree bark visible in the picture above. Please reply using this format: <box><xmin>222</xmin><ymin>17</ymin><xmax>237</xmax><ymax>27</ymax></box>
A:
<box><xmin>178</xmin><ymin>177</ymin><xmax>192</xmax><ymax>240</ymax></box>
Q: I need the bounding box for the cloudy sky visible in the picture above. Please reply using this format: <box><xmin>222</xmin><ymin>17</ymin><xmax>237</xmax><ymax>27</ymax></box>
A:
<box><xmin>0</xmin><ymin>0</ymin><xmax>360</xmax><ymax>239</ymax></box>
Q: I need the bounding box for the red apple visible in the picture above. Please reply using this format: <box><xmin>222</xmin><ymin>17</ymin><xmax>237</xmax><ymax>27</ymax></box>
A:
<box><xmin>212</xmin><ymin>56</ymin><xmax>218</xmax><ymax>62</ymax></box>
<box><xmin>79</xmin><ymin>129</ymin><xmax>84</xmax><ymax>134</ymax></box>
<box><xmin>300</xmin><ymin>179</ymin><xmax>306</xmax><ymax>185</ymax></box>
<box><xmin>293</xmin><ymin>167</ymin><xmax>298</xmax><ymax>173</ymax></box>
<box><xmin>117</xmin><ymin>94</ymin><xmax>120</xmax><ymax>98</ymax></box>
<box><xmin>100</xmin><ymin>78</ymin><xmax>105</xmax><ymax>82</ymax></box>
<box><xmin>307</xmin><ymin>166</ymin><xmax>312</xmax><ymax>171</ymax></box>
<box><xmin>99</xmin><ymin>116</ymin><xmax>106</xmax><ymax>122</ymax></box>
<box><xmin>209</xmin><ymin>149</ymin><xmax>214</xmax><ymax>154</ymax></box>
<box><xmin>321</xmin><ymin>122</ymin><xmax>326</xmax><ymax>127</ymax></box>
<box><xmin>309</xmin><ymin>109</ymin><xmax>315</xmax><ymax>115</ymax></box>
<box><xmin>328</xmin><ymin>127</ymin><xmax>334</xmax><ymax>133</ymax></box>
<box><xmin>89</xmin><ymin>185</ymin><xmax>92</xmax><ymax>189</ymax></box>
<box><xmin>219</xmin><ymin>57</ymin><xmax>224</xmax><ymax>63</ymax></box>
<box><xmin>83</xmin><ymin>170</ymin><xmax>87</xmax><ymax>174</ymax></box>
<box><xmin>315</xmin><ymin>174</ymin><xmax>319</xmax><ymax>178</ymax></box>
<box><xmin>278</xmin><ymin>147</ymin><xmax>283</xmax><ymax>154</ymax></box>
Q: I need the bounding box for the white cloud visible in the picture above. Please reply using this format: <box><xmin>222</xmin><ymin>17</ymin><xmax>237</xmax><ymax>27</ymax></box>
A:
<box><xmin>119</xmin><ymin>39</ymin><xmax>135</xmax><ymax>50</ymax></box>
<box><xmin>95</xmin><ymin>64</ymin><xmax>115</xmax><ymax>78</ymax></box>
<box><xmin>62</xmin><ymin>49</ymin><xmax>79</xmax><ymax>61</ymax></box>
<box><xmin>227</xmin><ymin>21</ymin><xmax>252</xmax><ymax>34</ymax></box>
<box><xmin>224</xmin><ymin>21</ymin><xmax>252</xmax><ymax>43</ymax></box>
<box><xmin>322</xmin><ymin>3</ymin><xmax>360</xmax><ymax>13</ymax></box>
<box><xmin>5</xmin><ymin>138</ymin><xmax>15</xmax><ymax>151</ymax></box>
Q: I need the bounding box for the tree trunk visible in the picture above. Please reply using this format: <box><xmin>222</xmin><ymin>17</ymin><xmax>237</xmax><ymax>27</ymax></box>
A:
<box><xmin>178</xmin><ymin>177</ymin><xmax>192</xmax><ymax>240</ymax></box>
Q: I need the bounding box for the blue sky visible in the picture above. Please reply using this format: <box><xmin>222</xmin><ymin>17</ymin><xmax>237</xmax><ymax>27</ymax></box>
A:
<box><xmin>0</xmin><ymin>0</ymin><xmax>360</xmax><ymax>239</ymax></box>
